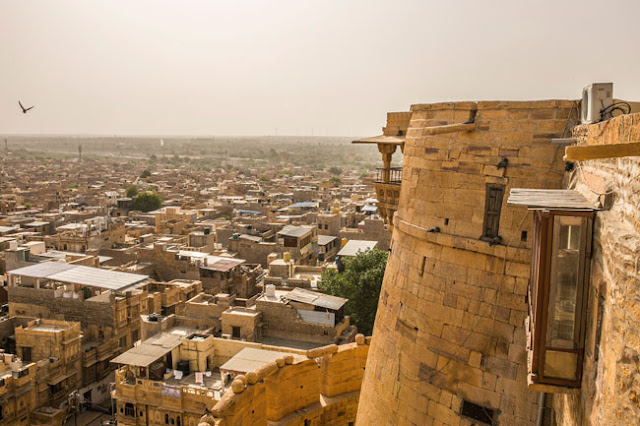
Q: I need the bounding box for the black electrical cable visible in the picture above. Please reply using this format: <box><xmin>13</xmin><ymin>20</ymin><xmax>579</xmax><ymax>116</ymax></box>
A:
<box><xmin>600</xmin><ymin>101</ymin><xmax>631</xmax><ymax>120</ymax></box>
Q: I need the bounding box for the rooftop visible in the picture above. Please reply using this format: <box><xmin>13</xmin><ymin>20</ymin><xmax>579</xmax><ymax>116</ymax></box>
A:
<box><xmin>9</xmin><ymin>263</ymin><xmax>148</xmax><ymax>292</ymax></box>
<box><xmin>337</xmin><ymin>240</ymin><xmax>378</xmax><ymax>257</ymax></box>
<box><xmin>111</xmin><ymin>332</ymin><xmax>182</xmax><ymax>367</ymax></box>
<box><xmin>219</xmin><ymin>347</ymin><xmax>296</xmax><ymax>374</ymax></box>
<box><xmin>317</xmin><ymin>235</ymin><xmax>338</xmax><ymax>246</ymax></box>
<box><xmin>278</xmin><ymin>225</ymin><xmax>314</xmax><ymax>238</ymax></box>
<box><xmin>284</xmin><ymin>201</ymin><xmax>319</xmax><ymax>209</ymax></box>
<box><xmin>283</xmin><ymin>287</ymin><xmax>347</xmax><ymax>310</ymax></box>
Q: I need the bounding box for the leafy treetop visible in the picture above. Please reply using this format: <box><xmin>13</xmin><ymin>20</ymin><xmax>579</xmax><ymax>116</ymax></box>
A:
<box><xmin>132</xmin><ymin>191</ymin><xmax>162</xmax><ymax>212</ymax></box>
<box><xmin>318</xmin><ymin>249</ymin><xmax>388</xmax><ymax>335</ymax></box>
<box><xmin>126</xmin><ymin>185</ymin><xmax>138</xmax><ymax>198</ymax></box>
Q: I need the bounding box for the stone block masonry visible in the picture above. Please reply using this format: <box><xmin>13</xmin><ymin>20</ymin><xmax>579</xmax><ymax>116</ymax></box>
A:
<box><xmin>553</xmin><ymin>112</ymin><xmax>640</xmax><ymax>426</ymax></box>
<box><xmin>8</xmin><ymin>286</ymin><xmax>114</xmax><ymax>328</ymax></box>
<box><xmin>356</xmin><ymin>100</ymin><xmax>578</xmax><ymax>425</ymax></box>
<box><xmin>190</xmin><ymin>337</ymin><xmax>370</xmax><ymax>426</ymax></box>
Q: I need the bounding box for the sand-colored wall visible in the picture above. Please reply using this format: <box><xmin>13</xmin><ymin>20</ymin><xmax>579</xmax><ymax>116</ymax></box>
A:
<box><xmin>553</xmin><ymin>112</ymin><xmax>640</xmax><ymax>425</ymax></box>
<box><xmin>200</xmin><ymin>337</ymin><xmax>369</xmax><ymax>426</ymax></box>
<box><xmin>357</xmin><ymin>100</ymin><xmax>578</xmax><ymax>425</ymax></box>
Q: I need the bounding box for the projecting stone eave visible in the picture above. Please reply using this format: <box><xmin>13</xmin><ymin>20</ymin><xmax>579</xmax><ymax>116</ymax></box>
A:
<box><xmin>409</xmin><ymin>99</ymin><xmax>579</xmax><ymax>112</ymax></box>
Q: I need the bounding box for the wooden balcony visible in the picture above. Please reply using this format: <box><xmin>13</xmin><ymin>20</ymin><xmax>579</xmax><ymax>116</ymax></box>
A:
<box><xmin>374</xmin><ymin>168</ymin><xmax>402</xmax><ymax>229</ymax></box>
<box><xmin>374</xmin><ymin>167</ymin><xmax>402</xmax><ymax>184</ymax></box>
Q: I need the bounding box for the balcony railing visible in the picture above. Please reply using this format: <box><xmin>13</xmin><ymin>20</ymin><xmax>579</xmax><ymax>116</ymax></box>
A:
<box><xmin>375</xmin><ymin>167</ymin><xmax>402</xmax><ymax>184</ymax></box>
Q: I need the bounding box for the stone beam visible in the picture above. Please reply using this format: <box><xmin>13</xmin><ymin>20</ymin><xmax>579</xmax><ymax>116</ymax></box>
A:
<box><xmin>564</xmin><ymin>142</ymin><xmax>640</xmax><ymax>161</ymax></box>
<box><xmin>423</xmin><ymin>122</ymin><xmax>476</xmax><ymax>135</ymax></box>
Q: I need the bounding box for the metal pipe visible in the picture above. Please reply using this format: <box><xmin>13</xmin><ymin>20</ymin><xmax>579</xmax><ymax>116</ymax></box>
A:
<box><xmin>536</xmin><ymin>392</ymin><xmax>547</xmax><ymax>426</ymax></box>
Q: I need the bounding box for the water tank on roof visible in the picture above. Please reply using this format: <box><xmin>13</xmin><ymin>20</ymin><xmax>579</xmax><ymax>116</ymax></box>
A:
<box><xmin>232</xmin><ymin>233</ymin><xmax>240</xmax><ymax>240</ymax></box>
<box><xmin>283</xmin><ymin>252</ymin><xmax>291</xmax><ymax>262</ymax></box>
<box><xmin>265</xmin><ymin>284</ymin><xmax>276</xmax><ymax>297</ymax></box>
<box><xmin>9</xmin><ymin>240</ymin><xmax>17</xmax><ymax>251</ymax></box>
<box><xmin>204</xmin><ymin>228</ymin><xmax>211</xmax><ymax>235</ymax></box>
<box><xmin>341</xmin><ymin>238</ymin><xmax>348</xmax><ymax>247</ymax></box>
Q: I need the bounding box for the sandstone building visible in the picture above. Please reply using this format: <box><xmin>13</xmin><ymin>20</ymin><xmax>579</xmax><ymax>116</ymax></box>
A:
<box><xmin>355</xmin><ymin>92</ymin><xmax>640</xmax><ymax>426</ymax></box>
<box><xmin>549</xmin><ymin>108</ymin><xmax>640</xmax><ymax>425</ymax></box>
<box><xmin>111</xmin><ymin>327</ymin><xmax>370</xmax><ymax>426</ymax></box>
<box><xmin>0</xmin><ymin>319</ymin><xmax>84</xmax><ymax>426</ymax></box>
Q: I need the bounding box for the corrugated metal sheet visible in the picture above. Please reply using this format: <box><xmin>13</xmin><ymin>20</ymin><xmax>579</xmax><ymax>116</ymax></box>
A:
<box><xmin>297</xmin><ymin>309</ymin><xmax>335</xmax><ymax>326</ymax></box>
<box><xmin>201</xmin><ymin>256</ymin><xmax>246</xmax><ymax>272</ymax></box>
<box><xmin>285</xmin><ymin>288</ymin><xmax>347</xmax><ymax>311</ymax></box>
<box><xmin>219</xmin><ymin>347</ymin><xmax>294</xmax><ymax>374</ymax></box>
<box><xmin>111</xmin><ymin>333</ymin><xmax>182</xmax><ymax>367</ymax></box>
<box><xmin>278</xmin><ymin>225</ymin><xmax>314</xmax><ymax>238</ymax></box>
<box><xmin>48</xmin><ymin>266</ymin><xmax>148</xmax><ymax>291</ymax></box>
<box><xmin>9</xmin><ymin>263</ymin><xmax>148</xmax><ymax>291</ymax></box>
<box><xmin>9</xmin><ymin>262</ymin><xmax>75</xmax><ymax>279</ymax></box>
<box><xmin>317</xmin><ymin>235</ymin><xmax>337</xmax><ymax>246</ymax></box>
<box><xmin>507</xmin><ymin>189</ymin><xmax>596</xmax><ymax>210</ymax></box>
<box><xmin>337</xmin><ymin>240</ymin><xmax>378</xmax><ymax>257</ymax></box>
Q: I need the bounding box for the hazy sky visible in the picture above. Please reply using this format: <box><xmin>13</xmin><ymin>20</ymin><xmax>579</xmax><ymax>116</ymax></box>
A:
<box><xmin>1</xmin><ymin>0</ymin><xmax>639</xmax><ymax>136</ymax></box>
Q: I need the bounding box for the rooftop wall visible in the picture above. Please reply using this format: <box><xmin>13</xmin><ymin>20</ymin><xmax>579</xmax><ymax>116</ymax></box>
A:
<box><xmin>200</xmin><ymin>336</ymin><xmax>369</xmax><ymax>426</ymax></box>
<box><xmin>8</xmin><ymin>286</ymin><xmax>114</xmax><ymax>328</ymax></box>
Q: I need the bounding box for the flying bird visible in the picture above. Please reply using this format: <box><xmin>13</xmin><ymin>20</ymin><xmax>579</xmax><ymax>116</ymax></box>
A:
<box><xmin>18</xmin><ymin>101</ymin><xmax>35</xmax><ymax>114</ymax></box>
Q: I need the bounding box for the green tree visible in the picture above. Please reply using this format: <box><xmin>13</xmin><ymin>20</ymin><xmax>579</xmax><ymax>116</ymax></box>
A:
<box><xmin>329</xmin><ymin>166</ymin><xmax>342</xmax><ymax>175</ymax></box>
<box><xmin>132</xmin><ymin>192</ymin><xmax>163</xmax><ymax>212</ymax></box>
<box><xmin>125</xmin><ymin>185</ymin><xmax>138</xmax><ymax>198</ymax></box>
<box><xmin>140</xmin><ymin>170</ymin><xmax>151</xmax><ymax>179</ymax></box>
<box><xmin>318</xmin><ymin>249</ymin><xmax>388</xmax><ymax>335</ymax></box>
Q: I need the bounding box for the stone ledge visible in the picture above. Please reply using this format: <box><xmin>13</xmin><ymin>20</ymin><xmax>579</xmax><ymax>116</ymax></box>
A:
<box><xmin>423</xmin><ymin>122</ymin><xmax>476</xmax><ymax>136</ymax></box>
<box><xmin>394</xmin><ymin>215</ymin><xmax>530</xmax><ymax>261</ymax></box>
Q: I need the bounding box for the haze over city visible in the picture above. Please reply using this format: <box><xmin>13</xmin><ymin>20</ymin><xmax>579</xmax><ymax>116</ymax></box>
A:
<box><xmin>1</xmin><ymin>2</ymin><xmax>640</xmax><ymax>426</ymax></box>
<box><xmin>2</xmin><ymin>0</ymin><xmax>640</xmax><ymax>136</ymax></box>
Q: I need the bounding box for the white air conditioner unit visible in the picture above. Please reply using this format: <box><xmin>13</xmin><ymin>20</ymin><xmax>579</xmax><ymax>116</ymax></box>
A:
<box><xmin>581</xmin><ymin>83</ymin><xmax>613</xmax><ymax>124</ymax></box>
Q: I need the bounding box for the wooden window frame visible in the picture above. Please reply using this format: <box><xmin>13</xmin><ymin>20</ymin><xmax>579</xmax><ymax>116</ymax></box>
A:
<box><xmin>124</xmin><ymin>403</ymin><xmax>135</xmax><ymax>418</ymax></box>
<box><xmin>528</xmin><ymin>209</ymin><xmax>593</xmax><ymax>389</ymax></box>
<box><xmin>481</xmin><ymin>184</ymin><xmax>505</xmax><ymax>241</ymax></box>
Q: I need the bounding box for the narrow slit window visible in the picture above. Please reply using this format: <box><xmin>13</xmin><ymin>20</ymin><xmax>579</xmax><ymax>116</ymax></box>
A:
<box><xmin>482</xmin><ymin>184</ymin><xmax>505</xmax><ymax>241</ymax></box>
<box><xmin>461</xmin><ymin>400</ymin><xmax>494</xmax><ymax>425</ymax></box>
<box><xmin>419</xmin><ymin>256</ymin><xmax>426</xmax><ymax>276</ymax></box>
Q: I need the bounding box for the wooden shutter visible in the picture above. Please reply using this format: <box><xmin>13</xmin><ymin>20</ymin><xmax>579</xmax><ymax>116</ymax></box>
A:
<box><xmin>482</xmin><ymin>184</ymin><xmax>505</xmax><ymax>239</ymax></box>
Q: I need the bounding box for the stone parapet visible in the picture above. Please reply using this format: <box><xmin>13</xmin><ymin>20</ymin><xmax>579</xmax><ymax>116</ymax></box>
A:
<box><xmin>201</xmin><ymin>337</ymin><xmax>369</xmax><ymax>426</ymax></box>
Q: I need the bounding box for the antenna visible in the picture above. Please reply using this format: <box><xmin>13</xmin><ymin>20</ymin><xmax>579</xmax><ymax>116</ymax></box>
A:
<box><xmin>78</xmin><ymin>144</ymin><xmax>82</xmax><ymax>161</ymax></box>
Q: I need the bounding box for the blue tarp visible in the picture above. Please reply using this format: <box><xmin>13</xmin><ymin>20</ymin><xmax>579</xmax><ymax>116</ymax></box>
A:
<box><xmin>236</xmin><ymin>209</ymin><xmax>262</xmax><ymax>215</ymax></box>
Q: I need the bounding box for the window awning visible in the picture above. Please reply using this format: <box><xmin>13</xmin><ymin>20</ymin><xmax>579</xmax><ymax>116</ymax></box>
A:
<box><xmin>49</xmin><ymin>371</ymin><xmax>76</xmax><ymax>385</ymax></box>
<box><xmin>507</xmin><ymin>189</ymin><xmax>597</xmax><ymax>211</ymax></box>
<box><xmin>110</xmin><ymin>333</ymin><xmax>182</xmax><ymax>367</ymax></box>
<box><xmin>352</xmin><ymin>135</ymin><xmax>405</xmax><ymax>145</ymax></box>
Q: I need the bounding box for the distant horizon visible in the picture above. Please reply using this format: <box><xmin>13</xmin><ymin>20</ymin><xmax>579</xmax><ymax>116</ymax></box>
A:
<box><xmin>2</xmin><ymin>0</ymin><xmax>639</xmax><ymax>135</ymax></box>
<box><xmin>0</xmin><ymin>133</ymin><xmax>359</xmax><ymax>139</ymax></box>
